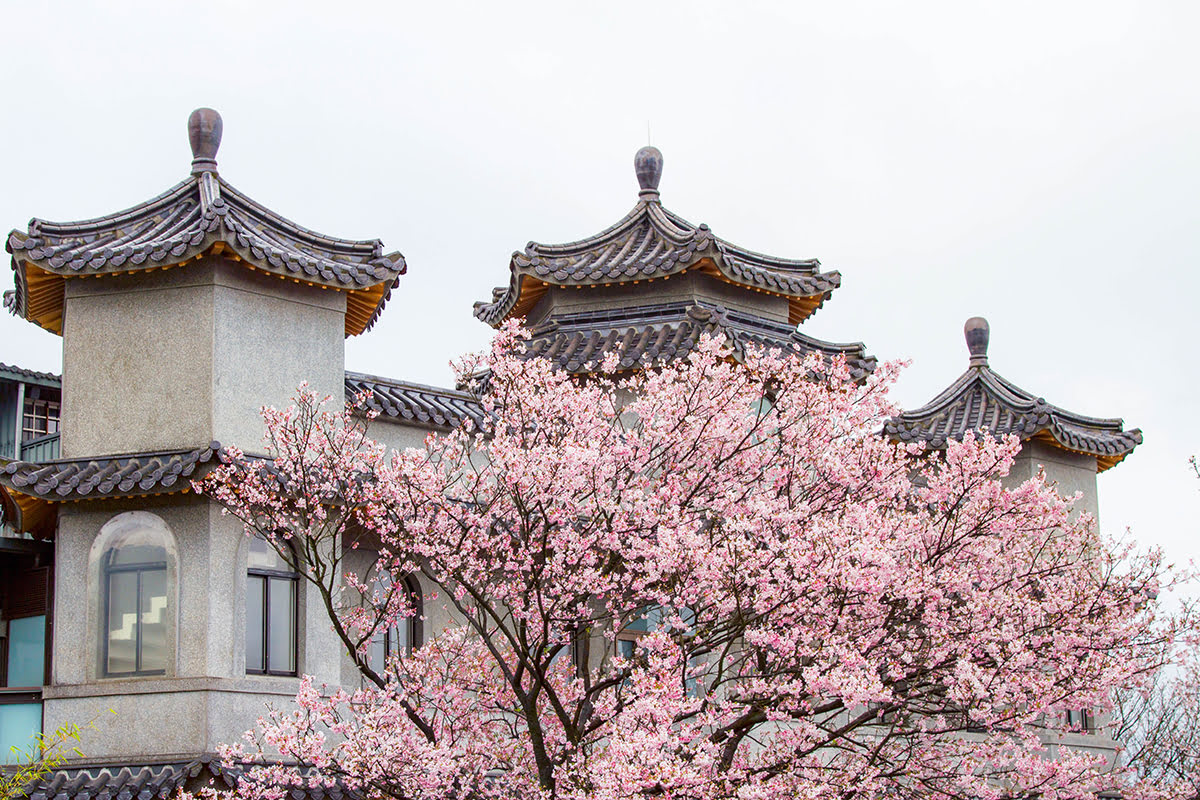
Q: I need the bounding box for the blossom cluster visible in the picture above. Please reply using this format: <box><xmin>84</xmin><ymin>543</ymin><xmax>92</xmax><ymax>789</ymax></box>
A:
<box><xmin>198</xmin><ymin>324</ymin><xmax>1192</xmax><ymax>800</ymax></box>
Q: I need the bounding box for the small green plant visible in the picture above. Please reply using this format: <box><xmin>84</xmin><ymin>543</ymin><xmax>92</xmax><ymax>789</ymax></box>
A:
<box><xmin>0</xmin><ymin>722</ymin><xmax>87</xmax><ymax>800</ymax></box>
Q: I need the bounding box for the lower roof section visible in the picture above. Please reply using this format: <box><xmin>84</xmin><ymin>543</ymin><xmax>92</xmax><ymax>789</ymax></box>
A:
<box><xmin>0</xmin><ymin>444</ymin><xmax>221</xmax><ymax>502</ymax></box>
<box><xmin>0</xmin><ymin>444</ymin><xmax>222</xmax><ymax>536</ymax></box>
<box><xmin>345</xmin><ymin>372</ymin><xmax>487</xmax><ymax>431</ymax></box>
<box><xmin>25</xmin><ymin>755</ymin><xmax>347</xmax><ymax>800</ymax></box>
<box><xmin>523</xmin><ymin>301</ymin><xmax>876</xmax><ymax>380</ymax></box>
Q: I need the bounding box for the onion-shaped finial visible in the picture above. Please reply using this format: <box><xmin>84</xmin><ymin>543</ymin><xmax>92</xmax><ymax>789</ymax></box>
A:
<box><xmin>964</xmin><ymin>316</ymin><xmax>990</xmax><ymax>367</ymax></box>
<box><xmin>188</xmin><ymin>108</ymin><xmax>223</xmax><ymax>175</ymax></box>
<box><xmin>635</xmin><ymin>145</ymin><xmax>663</xmax><ymax>200</ymax></box>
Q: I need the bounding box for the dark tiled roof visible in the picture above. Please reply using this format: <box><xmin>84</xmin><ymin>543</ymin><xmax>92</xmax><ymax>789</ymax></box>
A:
<box><xmin>884</xmin><ymin>319</ymin><xmax>1142</xmax><ymax>472</ymax></box>
<box><xmin>524</xmin><ymin>302</ymin><xmax>875</xmax><ymax>381</ymax></box>
<box><xmin>0</xmin><ymin>443</ymin><xmax>222</xmax><ymax>501</ymax></box>
<box><xmin>7</xmin><ymin>110</ymin><xmax>404</xmax><ymax>337</ymax></box>
<box><xmin>475</xmin><ymin>197</ymin><xmax>840</xmax><ymax>329</ymax></box>
<box><xmin>0</xmin><ymin>361</ymin><xmax>61</xmax><ymax>386</ymax></box>
<box><xmin>26</xmin><ymin>756</ymin><xmax>347</xmax><ymax>800</ymax></box>
<box><xmin>345</xmin><ymin>372</ymin><xmax>487</xmax><ymax>430</ymax></box>
<box><xmin>26</xmin><ymin>758</ymin><xmax>232</xmax><ymax>800</ymax></box>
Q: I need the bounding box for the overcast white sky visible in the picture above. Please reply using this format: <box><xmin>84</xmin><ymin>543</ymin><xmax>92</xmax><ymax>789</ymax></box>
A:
<box><xmin>2</xmin><ymin>2</ymin><xmax>1197</xmax><ymax>572</ymax></box>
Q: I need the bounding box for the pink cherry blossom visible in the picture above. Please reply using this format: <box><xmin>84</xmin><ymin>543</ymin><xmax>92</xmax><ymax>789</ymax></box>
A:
<box><xmin>196</xmin><ymin>323</ymin><xmax>1197</xmax><ymax>800</ymax></box>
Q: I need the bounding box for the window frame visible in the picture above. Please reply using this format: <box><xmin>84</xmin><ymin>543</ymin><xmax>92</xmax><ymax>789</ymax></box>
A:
<box><xmin>246</xmin><ymin>539</ymin><xmax>299</xmax><ymax>677</ymax></box>
<box><xmin>368</xmin><ymin>574</ymin><xmax>422</xmax><ymax>676</ymax></box>
<box><xmin>21</xmin><ymin>396</ymin><xmax>60</xmax><ymax>442</ymax></box>
<box><xmin>101</xmin><ymin>549</ymin><xmax>168</xmax><ymax>678</ymax></box>
<box><xmin>1065</xmin><ymin>708</ymin><xmax>1095</xmax><ymax>733</ymax></box>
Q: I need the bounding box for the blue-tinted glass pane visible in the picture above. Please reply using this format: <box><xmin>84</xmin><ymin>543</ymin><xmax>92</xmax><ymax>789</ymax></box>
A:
<box><xmin>0</xmin><ymin>703</ymin><xmax>42</xmax><ymax>765</ymax></box>
<box><xmin>106</xmin><ymin>571</ymin><xmax>138</xmax><ymax>675</ymax></box>
<box><xmin>267</xmin><ymin>578</ymin><xmax>295</xmax><ymax>673</ymax></box>
<box><xmin>139</xmin><ymin>568</ymin><xmax>167</xmax><ymax>673</ymax></box>
<box><xmin>7</xmin><ymin>616</ymin><xmax>45</xmax><ymax>687</ymax></box>
<box><xmin>246</xmin><ymin>576</ymin><xmax>265</xmax><ymax>672</ymax></box>
<box><xmin>395</xmin><ymin>621</ymin><xmax>410</xmax><ymax>656</ymax></box>
<box><xmin>368</xmin><ymin>630</ymin><xmax>386</xmax><ymax>675</ymax></box>
<box><xmin>616</xmin><ymin>639</ymin><xmax>636</xmax><ymax>660</ymax></box>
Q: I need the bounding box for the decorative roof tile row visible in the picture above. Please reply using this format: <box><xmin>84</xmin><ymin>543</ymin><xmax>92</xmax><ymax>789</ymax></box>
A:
<box><xmin>345</xmin><ymin>372</ymin><xmax>487</xmax><ymax>430</ymax></box>
<box><xmin>524</xmin><ymin>302</ymin><xmax>876</xmax><ymax>380</ymax></box>
<box><xmin>7</xmin><ymin>176</ymin><xmax>401</xmax><ymax>288</ymax></box>
<box><xmin>885</xmin><ymin>318</ymin><xmax>1142</xmax><ymax>471</ymax></box>
<box><xmin>0</xmin><ymin>361</ymin><xmax>61</xmax><ymax>385</ymax></box>
<box><xmin>27</xmin><ymin>759</ymin><xmax>232</xmax><ymax>800</ymax></box>
<box><xmin>26</xmin><ymin>757</ymin><xmax>347</xmax><ymax>800</ymax></box>
<box><xmin>0</xmin><ymin>443</ymin><xmax>222</xmax><ymax>500</ymax></box>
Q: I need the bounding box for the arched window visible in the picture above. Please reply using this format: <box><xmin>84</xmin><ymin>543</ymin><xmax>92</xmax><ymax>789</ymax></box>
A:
<box><xmin>246</xmin><ymin>535</ymin><xmax>298</xmax><ymax>676</ymax></box>
<box><xmin>101</xmin><ymin>514</ymin><xmax>173</xmax><ymax>677</ymax></box>
<box><xmin>367</xmin><ymin>573</ymin><xmax>422</xmax><ymax>675</ymax></box>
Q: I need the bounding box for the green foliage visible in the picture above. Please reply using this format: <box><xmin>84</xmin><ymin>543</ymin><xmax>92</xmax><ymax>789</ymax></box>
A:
<box><xmin>0</xmin><ymin>722</ymin><xmax>87</xmax><ymax>800</ymax></box>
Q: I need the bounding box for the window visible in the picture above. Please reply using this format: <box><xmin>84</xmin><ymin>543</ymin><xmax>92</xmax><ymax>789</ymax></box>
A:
<box><xmin>1</xmin><ymin>566</ymin><xmax>48</xmax><ymax>764</ymax></box>
<box><xmin>615</xmin><ymin>606</ymin><xmax>703</xmax><ymax>696</ymax></box>
<box><xmin>615</xmin><ymin>606</ymin><xmax>658</xmax><ymax>661</ymax></box>
<box><xmin>246</xmin><ymin>535</ymin><xmax>298</xmax><ymax>676</ymax></box>
<box><xmin>22</xmin><ymin>397</ymin><xmax>59</xmax><ymax>441</ymax></box>
<box><xmin>367</xmin><ymin>574</ymin><xmax>421</xmax><ymax>675</ymax></box>
<box><xmin>1065</xmin><ymin>708</ymin><xmax>1095</xmax><ymax>733</ymax></box>
<box><xmin>103</xmin><ymin>531</ymin><xmax>168</xmax><ymax>676</ymax></box>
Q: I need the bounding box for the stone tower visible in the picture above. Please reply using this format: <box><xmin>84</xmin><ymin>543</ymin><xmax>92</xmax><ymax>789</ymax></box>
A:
<box><xmin>0</xmin><ymin>109</ymin><xmax>404</xmax><ymax>767</ymax></box>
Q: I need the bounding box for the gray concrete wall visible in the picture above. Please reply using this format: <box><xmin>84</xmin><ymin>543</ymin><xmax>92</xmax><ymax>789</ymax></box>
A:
<box><xmin>46</xmin><ymin>495</ymin><xmax>343</xmax><ymax>761</ymax></box>
<box><xmin>1007</xmin><ymin>439</ymin><xmax>1100</xmax><ymax>522</ymax></box>
<box><xmin>363</xmin><ymin>417</ymin><xmax>438</xmax><ymax>454</ymax></box>
<box><xmin>210</xmin><ymin>265</ymin><xmax>346</xmax><ymax>451</ymax></box>
<box><xmin>61</xmin><ymin>265</ymin><xmax>217</xmax><ymax>458</ymax></box>
<box><xmin>60</xmin><ymin>259</ymin><xmax>345</xmax><ymax>458</ymax></box>
<box><xmin>525</xmin><ymin>272</ymin><xmax>791</xmax><ymax>328</ymax></box>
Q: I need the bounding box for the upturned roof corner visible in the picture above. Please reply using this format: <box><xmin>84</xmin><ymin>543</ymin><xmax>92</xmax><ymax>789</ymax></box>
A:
<box><xmin>885</xmin><ymin>317</ymin><xmax>1143</xmax><ymax>471</ymax></box>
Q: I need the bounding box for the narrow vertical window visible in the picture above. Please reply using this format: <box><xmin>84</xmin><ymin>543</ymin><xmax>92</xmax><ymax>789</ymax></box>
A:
<box><xmin>103</xmin><ymin>537</ymin><xmax>168</xmax><ymax>676</ymax></box>
<box><xmin>246</xmin><ymin>535</ymin><xmax>297</xmax><ymax>676</ymax></box>
<box><xmin>1</xmin><ymin>566</ymin><xmax>49</xmax><ymax>764</ymax></box>
<box><xmin>367</xmin><ymin>574</ymin><xmax>421</xmax><ymax>675</ymax></box>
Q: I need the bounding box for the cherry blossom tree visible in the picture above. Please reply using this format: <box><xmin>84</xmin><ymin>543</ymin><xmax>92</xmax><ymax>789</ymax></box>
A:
<box><xmin>200</xmin><ymin>324</ymin><xmax>1194</xmax><ymax>800</ymax></box>
<box><xmin>1112</xmin><ymin>658</ymin><xmax>1200</xmax><ymax>798</ymax></box>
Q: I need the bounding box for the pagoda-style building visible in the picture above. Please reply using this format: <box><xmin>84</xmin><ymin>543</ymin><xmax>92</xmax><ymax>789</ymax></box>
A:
<box><xmin>0</xmin><ymin>109</ymin><xmax>404</xmax><ymax>780</ymax></box>
<box><xmin>0</xmin><ymin>113</ymin><xmax>1146</xmax><ymax>792</ymax></box>
<box><xmin>474</xmin><ymin>146</ymin><xmax>875</xmax><ymax>379</ymax></box>
<box><xmin>886</xmin><ymin>317</ymin><xmax>1143</xmax><ymax>518</ymax></box>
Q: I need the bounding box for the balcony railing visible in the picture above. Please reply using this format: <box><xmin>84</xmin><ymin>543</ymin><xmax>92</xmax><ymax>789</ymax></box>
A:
<box><xmin>19</xmin><ymin>432</ymin><xmax>60</xmax><ymax>462</ymax></box>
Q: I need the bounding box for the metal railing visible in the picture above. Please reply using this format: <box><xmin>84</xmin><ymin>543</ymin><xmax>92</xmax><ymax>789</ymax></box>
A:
<box><xmin>19</xmin><ymin>432</ymin><xmax>60</xmax><ymax>462</ymax></box>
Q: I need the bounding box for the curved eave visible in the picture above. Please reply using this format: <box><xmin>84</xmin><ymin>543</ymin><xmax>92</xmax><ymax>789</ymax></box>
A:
<box><xmin>886</xmin><ymin>368</ymin><xmax>1143</xmax><ymax>472</ymax></box>
<box><xmin>0</xmin><ymin>445</ymin><xmax>221</xmax><ymax>511</ymax></box>
<box><xmin>9</xmin><ymin>238</ymin><xmax>403</xmax><ymax>338</ymax></box>
<box><xmin>523</xmin><ymin>302</ymin><xmax>876</xmax><ymax>381</ymax></box>
<box><xmin>6</xmin><ymin>174</ymin><xmax>405</xmax><ymax>338</ymax></box>
<box><xmin>474</xmin><ymin>201</ymin><xmax>837</xmax><ymax>328</ymax></box>
<box><xmin>473</xmin><ymin>256</ymin><xmax>838</xmax><ymax>328</ymax></box>
<box><xmin>0</xmin><ymin>483</ymin><xmax>55</xmax><ymax>537</ymax></box>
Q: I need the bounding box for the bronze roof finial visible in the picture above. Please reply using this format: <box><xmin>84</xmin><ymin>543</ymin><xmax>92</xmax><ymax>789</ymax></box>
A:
<box><xmin>188</xmin><ymin>108</ymin><xmax>223</xmax><ymax>176</ymax></box>
<box><xmin>635</xmin><ymin>145</ymin><xmax>663</xmax><ymax>201</ymax></box>
<box><xmin>964</xmin><ymin>316</ymin><xmax>989</xmax><ymax>367</ymax></box>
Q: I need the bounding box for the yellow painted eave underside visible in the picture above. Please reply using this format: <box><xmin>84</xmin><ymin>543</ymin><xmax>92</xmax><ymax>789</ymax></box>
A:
<box><xmin>18</xmin><ymin>246</ymin><xmax>389</xmax><ymax>338</ymax></box>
